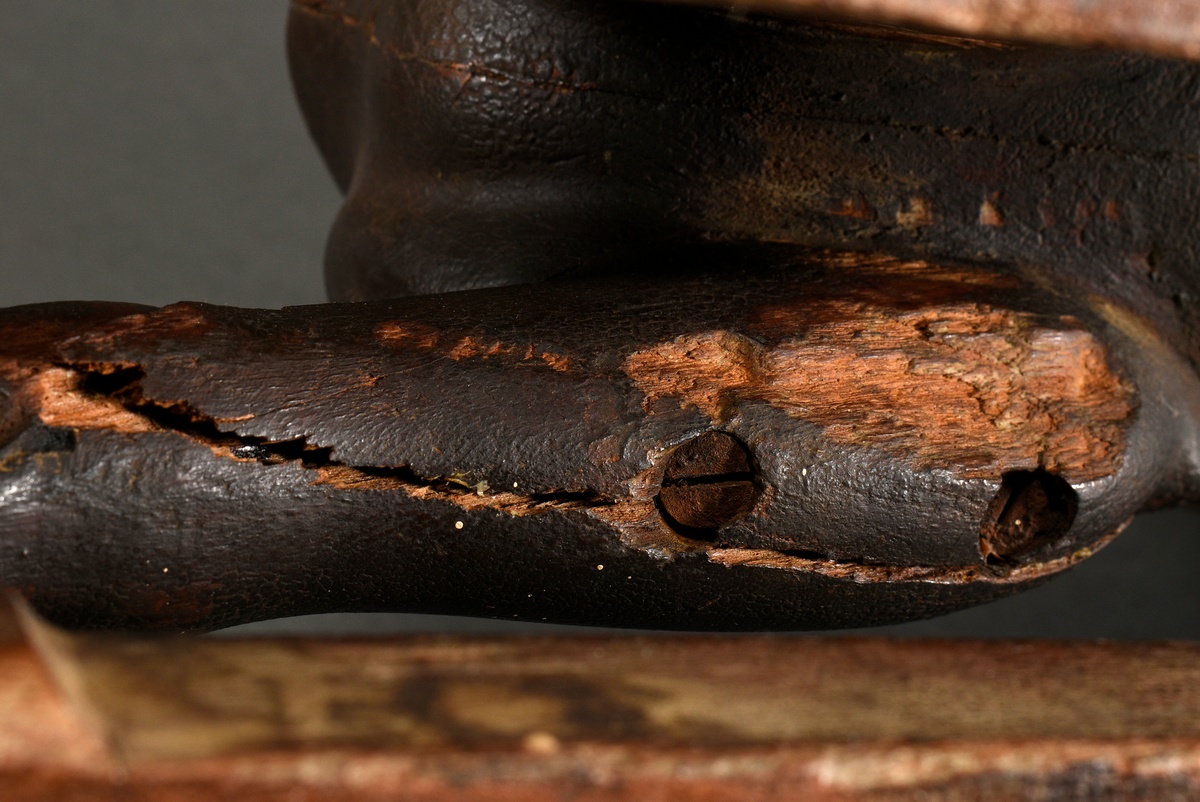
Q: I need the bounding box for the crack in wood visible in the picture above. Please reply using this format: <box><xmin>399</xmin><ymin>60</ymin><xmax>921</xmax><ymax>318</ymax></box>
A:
<box><xmin>45</xmin><ymin>361</ymin><xmax>610</xmax><ymax>516</ymax></box>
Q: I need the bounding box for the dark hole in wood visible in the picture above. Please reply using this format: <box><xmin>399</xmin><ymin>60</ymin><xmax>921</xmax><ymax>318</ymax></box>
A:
<box><xmin>77</xmin><ymin>364</ymin><xmax>145</xmax><ymax>398</ymax></box>
<box><xmin>656</xmin><ymin>431</ymin><xmax>757</xmax><ymax>539</ymax></box>
<box><xmin>0</xmin><ymin>386</ymin><xmax>27</xmax><ymax>451</ymax></box>
<box><xmin>980</xmin><ymin>468</ymin><xmax>1078</xmax><ymax>564</ymax></box>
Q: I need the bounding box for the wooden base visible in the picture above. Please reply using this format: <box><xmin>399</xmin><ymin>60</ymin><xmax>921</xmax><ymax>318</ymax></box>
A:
<box><xmin>3</xmin><ymin>594</ymin><xmax>1200</xmax><ymax>800</ymax></box>
<box><xmin>656</xmin><ymin>0</ymin><xmax>1200</xmax><ymax>60</ymax></box>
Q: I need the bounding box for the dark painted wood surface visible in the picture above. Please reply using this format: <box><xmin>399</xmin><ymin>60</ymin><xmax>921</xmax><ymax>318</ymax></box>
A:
<box><xmin>290</xmin><ymin>0</ymin><xmax>1200</xmax><ymax>384</ymax></box>
<box><xmin>0</xmin><ymin>252</ymin><xmax>1194</xmax><ymax>631</ymax></box>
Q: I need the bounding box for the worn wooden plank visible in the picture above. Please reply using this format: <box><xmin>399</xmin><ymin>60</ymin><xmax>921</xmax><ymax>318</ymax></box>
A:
<box><xmin>650</xmin><ymin>0</ymin><xmax>1200</xmax><ymax>59</ymax></box>
<box><xmin>4</xmin><ymin>596</ymin><xmax>1200</xmax><ymax>800</ymax></box>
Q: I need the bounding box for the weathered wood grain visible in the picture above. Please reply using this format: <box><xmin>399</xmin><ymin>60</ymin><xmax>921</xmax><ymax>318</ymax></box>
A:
<box><xmin>7</xmin><ymin>0</ymin><xmax>1200</xmax><ymax>636</ymax></box>
<box><xmin>652</xmin><ymin>0</ymin><xmax>1200</xmax><ymax>60</ymax></box>
<box><xmin>4</xmin><ymin>595</ymin><xmax>1200</xmax><ymax>800</ymax></box>
<box><xmin>289</xmin><ymin>0</ymin><xmax>1200</xmax><ymax>376</ymax></box>
<box><xmin>0</xmin><ymin>253</ymin><xmax>1195</xmax><ymax>631</ymax></box>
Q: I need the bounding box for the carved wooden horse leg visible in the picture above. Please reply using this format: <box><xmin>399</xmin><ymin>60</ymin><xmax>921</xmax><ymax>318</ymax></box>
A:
<box><xmin>1</xmin><ymin>0</ymin><xmax>1198</xmax><ymax>631</ymax></box>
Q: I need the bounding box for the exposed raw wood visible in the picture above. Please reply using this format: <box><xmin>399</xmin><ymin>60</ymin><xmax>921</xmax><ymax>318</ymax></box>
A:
<box><xmin>622</xmin><ymin>302</ymin><xmax>1133</xmax><ymax>483</ymax></box>
<box><xmin>9</xmin><ymin>9</ymin><xmax>1200</xmax><ymax>802</ymax></box>
<box><xmin>1</xmin><ymin>252</ymin><xmax>1191</xmax><ymax>632</ymax></box>
<box><xmin>5</xmin><ymin>0</ymin><xmax>1200</xmax><ymax>637</ymax></box>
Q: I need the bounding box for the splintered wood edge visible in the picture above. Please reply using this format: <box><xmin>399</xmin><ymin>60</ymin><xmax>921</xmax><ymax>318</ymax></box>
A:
<box><xmin>6</xmin><ymin>593</ymin><xmax>1200</xmax><ymax>799</ymax></box>
<box><xmin>649</xmin><ymin>0</ymin><xmax>1200</xmax><ymax>60</ymax></box>
<box><xmin>0</xmin><ymin>594</ymin><xmax>114</xmax><ymax>777</ymax></box>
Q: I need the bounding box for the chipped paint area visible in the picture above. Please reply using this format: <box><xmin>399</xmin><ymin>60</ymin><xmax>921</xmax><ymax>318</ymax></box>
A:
<box><xmin>589</xmin><ymin>492</ymin><xmax>1125</xmax><ymax>584</ymax></box>
<box><xmin>375</xmin><ymin>323</ymin><xmax>573</xmax><ymax>372</ymax></box>
<box><xmin>896</xmin><ymin>197</ymin><xmax>936</xmax><ymax>229</ymax></box>
<box><xmin>7</xmin><ymin>358</ymin><xmax>601</xmax><ymax>519</ymax></box>
<box><xmin>314</xmin><ymin>466</ymin><xmax>595</xmax><ymax>516</ymax></box>
<box><xmin>624</xmin><ymin>304</ymin><xmax>1134</xmax><ymax>482</ymax></box>
<box><xmin>584</xmin><ymin>454</ymin><xmax>1114</xmax><ymax>584</ymax></box>
<box><xmin>447</xmin><ymin>337</ymin><xmax>573</xmax><ymax>372</ymax></box>
<box><xmin>21</xmin><ymin>368</ymin><xmax>157</xmax><ymax>435</ymax></box>
<box><xmin>374</xmin><ymin>321</ymin><xmax>440</xmax><ymax>349</ymax></box>
<box><xmin>9</xmin><ymin>352</ymin><xmax>1126</xmax><ymax>585</ymax></box>
<box><xmin>979</xmin><ymin>198</ymin><xmax>1005</xmax><ymax>226</ymax></box>
<box><xmin>706</xmin><ymin>522</ymin><xmax>1121</xmax><ymax>584</ymax></box>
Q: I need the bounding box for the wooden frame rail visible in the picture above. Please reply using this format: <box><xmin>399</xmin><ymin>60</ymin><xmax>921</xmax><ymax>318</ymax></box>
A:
<box><xmin>3</xmin><ymin>594</ymin><xmax>1200</xmax><ymax>800</ymax></box>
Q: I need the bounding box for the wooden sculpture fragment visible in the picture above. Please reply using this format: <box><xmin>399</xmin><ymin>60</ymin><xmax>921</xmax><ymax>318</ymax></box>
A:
<box><xmin>290</xmin><ymin>0</ymin><xmax>1200</xmax><ymax>371</ymax></box>
<box><xmin>1</xmin><ymin>0</ymin><xmax>1199</xmax><ymax>631</ymax></box>
<box><xmin>0</xmin><ymin>252</ymin><xmax>1194</xmax><ymax>631</ymax></box>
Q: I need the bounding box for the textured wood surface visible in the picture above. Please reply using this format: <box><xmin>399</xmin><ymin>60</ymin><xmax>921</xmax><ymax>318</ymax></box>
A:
<box><xmin>1</xmin><ymin>253</ymin><xmax>1194</xmax><ymax>632</ymax></box>
<box><xmin>3</xmin><ymin>595</ymin><xmax>1200</xmax><ymax>800</ymax></box>
<box><xmin>652</xmin><ymin>0</ymin><xmax>1200</xmax><ymax>59</ymax></box>
<box><xmin>290</xmin><ymin>0</ymin><xmax>1200</xmax><ymax>377</ymax></box>
<box><xmin>0</xmin><ymin>0</ymin><xmax>1197</xmax><ymax>635</ymax></box>
<box><xmin>278</xmin><ymin>0</ymin><xmax>1200</xmax><ymax>634</ymax></box>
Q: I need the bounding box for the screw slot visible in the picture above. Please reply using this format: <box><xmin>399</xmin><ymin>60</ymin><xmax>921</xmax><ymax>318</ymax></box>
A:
<box><xmin>980</xmin><ymin>468</ymin><xmax>1078</xmax><ymax>563</ymax></box>
<box><xmin>656</xmin><ymin>431</ymin><xmax>758</xmax><ymax>539</ymax></box>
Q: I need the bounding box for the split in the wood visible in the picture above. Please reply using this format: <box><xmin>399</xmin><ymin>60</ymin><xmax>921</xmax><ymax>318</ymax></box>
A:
<box><xmin>0</xmin><ymin>251</ymin><xmax>1192</xmax><ymax>630</ymax></box>
<box><xmin>49</xmin><ymin>359</ymin><xmax>611</xmax><ymax>515</ymax></box>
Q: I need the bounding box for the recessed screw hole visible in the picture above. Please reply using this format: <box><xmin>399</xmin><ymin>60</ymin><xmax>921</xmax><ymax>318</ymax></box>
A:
<box><xmin>981</xmin><ymin>469</ymin><xmax>1078</xmax><ymax>564</ymax></box>
<box><xmin>656</xmin><ymin>431</ymin><xmax>758</xmax><ymax>540</ymax></box>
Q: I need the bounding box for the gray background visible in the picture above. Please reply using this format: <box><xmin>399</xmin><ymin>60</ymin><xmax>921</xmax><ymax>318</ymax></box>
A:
<box><xmin>1</xmin><ymin>1</ymin><xmax>1196</xmax><ymax>639</ymax></box>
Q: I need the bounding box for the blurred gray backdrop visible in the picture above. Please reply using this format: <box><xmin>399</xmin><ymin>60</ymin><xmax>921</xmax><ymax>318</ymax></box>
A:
<box><xmin>1</xmin><ymin>1</ymin><xmax>1196</xmax><ymax>638</ymax></box>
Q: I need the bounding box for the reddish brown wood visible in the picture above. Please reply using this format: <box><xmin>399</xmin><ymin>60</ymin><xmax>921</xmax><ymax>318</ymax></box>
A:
<box><xmin>6</xmin><ymin>10</ymin><xmax>1200</xmax><ymax>801</ymax></box>
<box><xmin>656</xmin><ymin>431</ymin><xmax>757</xmax><ymax>534</ymax></box>
<box><xmin>3</xmin><ymin>595</ymin><xmax>1200</xmax><ymax>800</ymax></box>
<box><xmin>267</xmin><ymin>0</ymin><xmax>1200</xmax><ymax>634</ymax></box>
<box><xmin>653</xmin><ymin>0</ymin><xmax>1200</xmax><ymax>60</ymax></box>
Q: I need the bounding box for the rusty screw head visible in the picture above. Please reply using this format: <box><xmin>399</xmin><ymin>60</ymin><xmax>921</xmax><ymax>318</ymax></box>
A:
<box><xmin>656</xmin><ymin>431</ymin><xmax>758</xmax><ymax>538</ymax></box>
